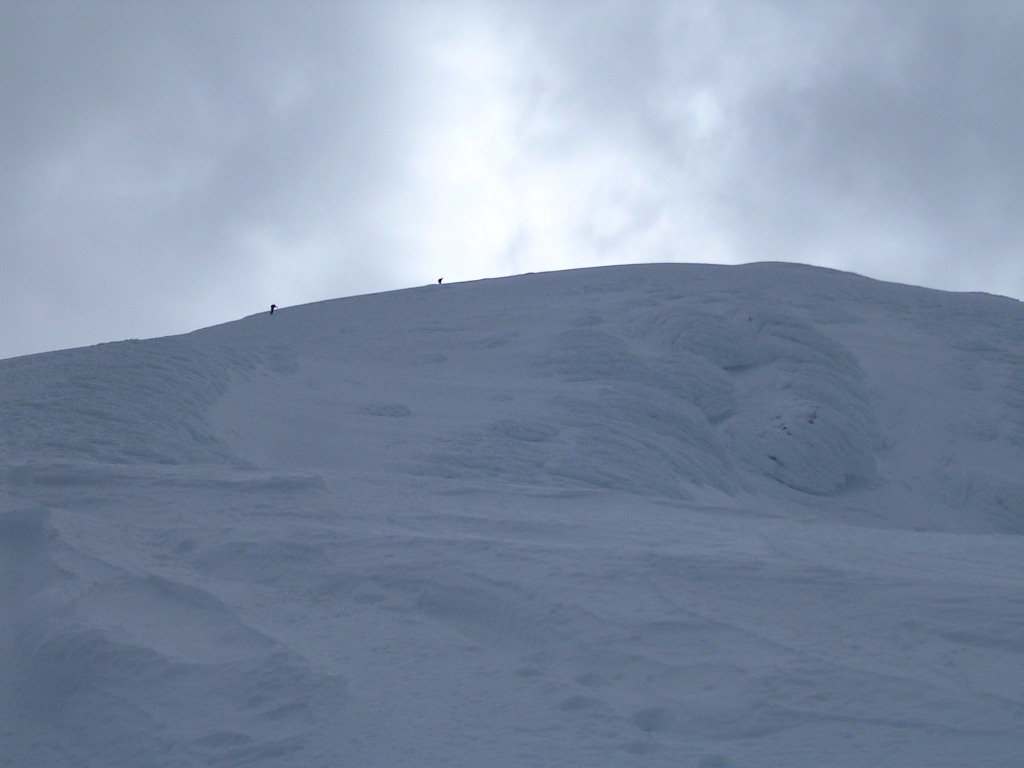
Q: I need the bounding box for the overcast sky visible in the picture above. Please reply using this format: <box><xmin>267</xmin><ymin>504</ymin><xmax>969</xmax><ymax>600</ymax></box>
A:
<box><xmin>3</xmin><ymin>0</ymin><xmax>1023</xmax><ymax>360</ymax></box>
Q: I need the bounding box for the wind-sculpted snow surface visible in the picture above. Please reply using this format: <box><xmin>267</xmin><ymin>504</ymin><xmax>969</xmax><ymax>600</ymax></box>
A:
<box><xmin>0</xmin><ymin>337</ymin><xmax>281</xmax><ymax>466</ymax></box>
<box><xmin>1</xmin><ymin>263</ymin><xmax>1023</xmax><ymax>767</ymax></box>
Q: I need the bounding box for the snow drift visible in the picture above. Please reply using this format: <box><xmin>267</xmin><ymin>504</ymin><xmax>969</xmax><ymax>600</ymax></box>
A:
<box><xmin>1</xmin><ymin>263</ymin><xmax>1023</xmax><ymax>767</ymax></box>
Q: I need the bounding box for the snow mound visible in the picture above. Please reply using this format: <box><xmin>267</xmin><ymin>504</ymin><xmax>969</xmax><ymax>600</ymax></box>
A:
<box><xmin>1</xmin><ymin>500</ymin><xmax>345</xmax><ymax>768</ymax></box>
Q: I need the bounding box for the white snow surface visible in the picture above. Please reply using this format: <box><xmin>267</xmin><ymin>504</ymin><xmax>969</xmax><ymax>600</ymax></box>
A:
<box><xmin>2</xmin><ymin>262</ymin><xmax>1023</xmax><ymax>767</ymax></box>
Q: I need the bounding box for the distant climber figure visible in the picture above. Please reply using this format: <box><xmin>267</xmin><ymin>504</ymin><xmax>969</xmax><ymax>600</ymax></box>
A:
<box><xmin>270</xmin><ymin>304</ymin><xmax>277</xmax><ymax>315</ymax></box>
<box><xmin>438</xmin><ymin>278</ymin><xmax>443</xmax><ymax>285</ymax></box>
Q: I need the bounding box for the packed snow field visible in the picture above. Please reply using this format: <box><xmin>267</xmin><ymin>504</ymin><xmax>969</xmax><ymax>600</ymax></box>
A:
<box><xmin>2</xmin><ymin>263</ymin><xmax>1023</xmax><ymax>767</ymax></box>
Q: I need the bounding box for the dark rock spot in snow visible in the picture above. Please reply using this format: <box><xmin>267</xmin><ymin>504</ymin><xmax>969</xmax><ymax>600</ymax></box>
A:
<box><xmin>631</xmin><ymin>706</ymin><xmax>673</xmax><ymax>733</ymax></box>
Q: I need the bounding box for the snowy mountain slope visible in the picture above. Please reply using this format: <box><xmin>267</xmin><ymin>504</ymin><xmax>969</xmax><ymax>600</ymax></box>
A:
<box><xmin>206</xmin><ymin>261</ymin><xmax>1024</xmax><ymax>530</ymax></box>
<box><xmin>1</xmin><ymin>262</ymin><xmax>1023</xmax><ymax>767</ymax></box>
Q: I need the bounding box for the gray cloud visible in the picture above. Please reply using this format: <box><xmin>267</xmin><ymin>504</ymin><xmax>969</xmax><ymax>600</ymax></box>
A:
<box><xmin>496</xmin><ymin>0</ymin><xmax>1024</xmax><ymax>288</ymax></box>
<box><xmin>2</xmin><ymin>0</ymin><xmax>1022</xmax><ymax>359</ymax></box>
<box><xmin>726</xmin><ymin>1</ymin><xmax>1024</xmax><ymax>282</ymax></box>
<box><xmin>2</xmin><ymin>1</ymin><xmax>424</xmax><ymax>356</ymax></box>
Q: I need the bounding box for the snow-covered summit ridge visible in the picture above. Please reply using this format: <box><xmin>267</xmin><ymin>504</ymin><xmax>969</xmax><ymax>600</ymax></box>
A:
<box><xmin>4</xmin><ymin>261</ymin><xmax>1021</xmax><ymax>532</ymax></box>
